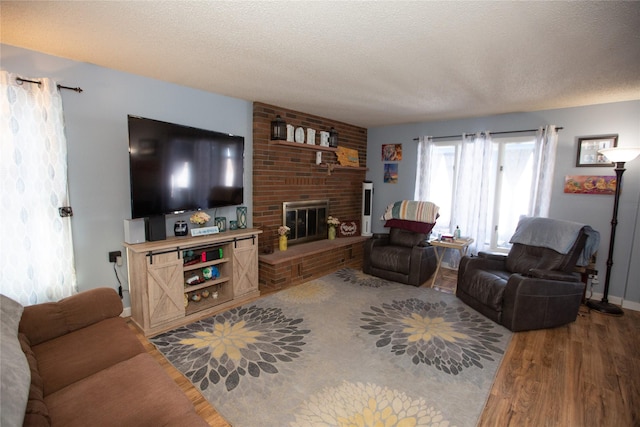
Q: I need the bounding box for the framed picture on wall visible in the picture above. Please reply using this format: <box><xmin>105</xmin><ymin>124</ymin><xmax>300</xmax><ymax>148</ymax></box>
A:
<box><xmin>382</xmin><ymin>144</ymin><xmax>402</xmax><ymax>161</ymax></box>
<box><xmin>576</xmin><ymin>134</ymin><xmax>618</xmax><ymax>167</ymax></box>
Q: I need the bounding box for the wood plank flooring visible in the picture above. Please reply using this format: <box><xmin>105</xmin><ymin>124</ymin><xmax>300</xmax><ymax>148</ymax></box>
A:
<box><xmin>133</xmin><ymin>293</ymin><xmax>640</xmax><ymax>427</ymax></box>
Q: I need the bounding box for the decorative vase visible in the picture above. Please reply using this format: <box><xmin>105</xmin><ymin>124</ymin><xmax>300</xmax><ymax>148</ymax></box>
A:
<box><xmin>279</xmin><ymin>235</ymin><xmax>288</xmax><ymax>251</ymax></box>
<box><xmin>237</xmin><ymin>206</ymin><xmax>247</xmax><ymax>229</ymax></box>
<box><xmin>328</xmin><ymin>226</ymin><xmax>336</xmax><ymax>240</ymax></box>
<box><xmin>215</xmin><ymin>217</ymin><xmax>227</xmax><ymax>232</ymax></box>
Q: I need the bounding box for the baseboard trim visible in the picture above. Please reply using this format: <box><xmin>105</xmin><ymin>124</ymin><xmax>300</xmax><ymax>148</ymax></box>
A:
<box><xmin>589</xmin><ymin>292</ymin><xmax>640</xmax><ymax>312</ymax></box>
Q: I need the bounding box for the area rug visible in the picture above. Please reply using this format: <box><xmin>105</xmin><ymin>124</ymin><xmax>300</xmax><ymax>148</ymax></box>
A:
<box><xmin>151</xmin><ymin>268</ymin><xmax>512</xmax><ymax>427</ymax></box>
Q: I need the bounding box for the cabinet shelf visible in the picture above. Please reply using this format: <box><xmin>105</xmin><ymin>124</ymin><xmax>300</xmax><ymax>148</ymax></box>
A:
<box><xmin>183</xmin><ymin>257</ymin><xmax>229</xmax><ymax>272</ymax></box>
<box><xmin>270</xmin><ymin>140</ymin><xmax>337</xmax><ymax>152</ymax></box>
<box><xmin>184</xmin><ymin>277</ymin><xmax>229</xmax><ymax>293</ymax></box>
<box><xmin>185</xmin><ymin>293</ymin><xmax>233</xmax><ymax>316</ymax></box>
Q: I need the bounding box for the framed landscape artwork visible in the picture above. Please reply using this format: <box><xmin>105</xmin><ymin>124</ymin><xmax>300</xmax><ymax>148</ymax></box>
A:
<box><xmin>576</xmin><ymin>134</ymin><xmax>618</xmax><ymax>167</ymax></box>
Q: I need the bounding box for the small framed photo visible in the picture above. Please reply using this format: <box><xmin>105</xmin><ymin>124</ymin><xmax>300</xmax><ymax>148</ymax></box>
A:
<box><xmin>576</xmin><ymin>134</ymin><xmax>618</xmax><ymax>167</ymax></box>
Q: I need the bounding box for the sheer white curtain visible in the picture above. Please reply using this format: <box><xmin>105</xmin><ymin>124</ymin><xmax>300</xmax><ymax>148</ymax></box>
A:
<box><xmin>414</xmin><ymin>136</ymin><xmax>433</xmax><ymax>201</ymax></box>
<box><xmin>451</xmin><ymin>132</ymin><xmax>494</xmax><ymax>254</ymax></box>
<box><xmin>0</xmin><ymin>71</ymin><xmax>77</xmax><ymax>305</ymax></box>
<box><xmin>530</xmin><ymin>125</ymin><xmax>558</xmax><ymax>217</ymax></box>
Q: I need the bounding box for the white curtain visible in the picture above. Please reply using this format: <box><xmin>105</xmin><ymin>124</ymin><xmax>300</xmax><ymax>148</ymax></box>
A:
<box><xmin>0</xmin><ymin>71</ymin><xmax>77</xmax><ymax>305</ymax></box>
<box><xmin>414</xmin><ymin>136</ymin><xmax>433</xmax><ymax>201</ymax></box>
<box><xmin>451</xmin><ymin>132</ymin><xmax>494</xmax><ymax>254</ymax></box>
<box><xmin>530</xmin><ymin>125</ymin><xmax>558</xmax><ymax>217</ymax></box>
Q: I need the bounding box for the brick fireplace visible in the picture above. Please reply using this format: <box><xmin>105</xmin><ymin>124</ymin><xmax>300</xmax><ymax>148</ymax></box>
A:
<box><xmin>283</xmin><ymin>200</ymin><xmax>329</xmax><ymax>245</ymax></box>
<box><xmin>253</xmin><ymin>102</ymin><xmax>368</xmax><ymax>291</ymax></box>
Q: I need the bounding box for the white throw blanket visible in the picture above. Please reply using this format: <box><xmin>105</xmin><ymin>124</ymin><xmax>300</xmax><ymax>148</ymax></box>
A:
<box><xmin>509</xmin><ymin>216</ymin><xmax>600</xmax><ymax>266</ymax></box>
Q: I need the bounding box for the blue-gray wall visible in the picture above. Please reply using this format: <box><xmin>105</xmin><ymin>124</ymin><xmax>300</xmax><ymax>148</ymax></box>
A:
<box><xmin>1</xmin><ymin>44</ymin><xmax>253</xmax><ymax>309</ymax></box>
<box><xmin>3</xmin><ymin>44</ymin><xmax>639</xmax><ymax>310</ymax></box>
<box><xmin>367</xmin><ymin>101</ymin><xmax>640</xmax><ymax>308</ymax></box>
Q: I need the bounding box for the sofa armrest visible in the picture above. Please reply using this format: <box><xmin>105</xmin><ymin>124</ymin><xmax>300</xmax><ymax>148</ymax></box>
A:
<box><xmin>528</xmin><ymin>269</ymin><xmax>581</xmax><ymax>282</ymax></box>
<box><xmin>477</xmin><ymin>251</ymin><xmax>507</xmax><ymax>262</ymax></box>
<box><xmin>502</xmin><ymin>274</ymin><xmax>585</xmax><ymax>331</ymax></box>
<box><xmin>458</xmin><ymin>254</ymin><xmax>507</xmax><ymax>281</ymax></box>
<box><xmin>19</xmin><ymin>288</ymin><xmax>123</xmax><ymax>346</ymax></box>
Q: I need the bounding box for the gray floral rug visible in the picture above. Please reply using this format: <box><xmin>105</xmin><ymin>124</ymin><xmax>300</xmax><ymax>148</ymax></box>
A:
<box><xmin>151</xmin><ymin>268</ymin><xmax>512</xmax><ymax>427</ymax></box>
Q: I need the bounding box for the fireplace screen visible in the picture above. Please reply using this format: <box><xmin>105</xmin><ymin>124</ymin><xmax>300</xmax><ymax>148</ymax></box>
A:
<box><xmin>283</xmin><ymin>200</ymin><xmax>329</xmax><ymax>245</ymax></box>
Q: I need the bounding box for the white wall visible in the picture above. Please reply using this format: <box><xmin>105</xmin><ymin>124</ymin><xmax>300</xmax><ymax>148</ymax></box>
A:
<box><xmin>1</xmin><ymin>44</ymin><xmax>253</xmax><ymax>309</ymax></box>
<box><xmin>367</xmin><ymin>101</ymin><xmax>640</xmax><ymax>307</ymax></box>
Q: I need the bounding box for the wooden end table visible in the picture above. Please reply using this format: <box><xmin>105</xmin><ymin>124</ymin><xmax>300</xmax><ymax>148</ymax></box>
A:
<box><xmin>429</xmin><ymin>238</ymin><xmax>474</xmax><ymax>292</ymax></box>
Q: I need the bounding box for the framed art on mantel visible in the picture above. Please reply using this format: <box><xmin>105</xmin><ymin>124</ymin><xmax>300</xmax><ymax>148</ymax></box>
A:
<box><xmin>576</xmin><ymin>134</ymin><xmax>618</xmax><ymax>167</ymax></box>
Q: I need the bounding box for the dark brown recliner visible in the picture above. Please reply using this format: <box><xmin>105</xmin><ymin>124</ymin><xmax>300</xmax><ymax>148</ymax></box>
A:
<box><xmin>363</xmin><ymin>227</ymin><xmax>437</xmax><ymax>286</ymax></box>
<box><xmin>456</xmin><ymin>226</ymin><xmax>589</xmax><ymax>332</ymax></box>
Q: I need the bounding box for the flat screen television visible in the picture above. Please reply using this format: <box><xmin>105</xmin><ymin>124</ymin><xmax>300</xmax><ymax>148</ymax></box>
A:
<box><xmin>128</xmin><ymin>115</ymin><xmax>244</xmax><ymax>219</ymax></box>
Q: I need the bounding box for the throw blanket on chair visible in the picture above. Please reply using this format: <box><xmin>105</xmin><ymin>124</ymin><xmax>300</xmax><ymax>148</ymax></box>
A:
<box><xmin>509</xmin><ymin>216</ymin><xmax>600</xmax><ymax>266</ymax></box>
<box><xmin>382</xmin><ymin>200</ymin><xmax>439</xmax><ymax>224</ymax></box>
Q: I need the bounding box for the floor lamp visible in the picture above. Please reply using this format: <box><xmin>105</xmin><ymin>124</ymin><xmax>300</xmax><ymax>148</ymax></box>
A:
<box><xmin>586</xmin><ymin>146</ymin><xmax>640</xmax><ymax>316</ymax></box>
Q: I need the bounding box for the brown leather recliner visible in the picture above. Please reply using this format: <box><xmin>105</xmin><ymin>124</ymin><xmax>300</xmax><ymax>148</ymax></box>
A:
<box><xmin>363</xmin><ymin>227</ymin><xmax>437</xmax><ymax>286</ymax></box>
<box><xmin>456</xmin><ymin>227</ymin><xmax>589</xmax><ymax>332</ymax></box>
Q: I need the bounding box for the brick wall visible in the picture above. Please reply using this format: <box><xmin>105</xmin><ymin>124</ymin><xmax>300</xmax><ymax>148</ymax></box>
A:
<box><xmin>252</xmin><ymin>102</ymin><xmax>368</xmax><ymax>252</ymax></box>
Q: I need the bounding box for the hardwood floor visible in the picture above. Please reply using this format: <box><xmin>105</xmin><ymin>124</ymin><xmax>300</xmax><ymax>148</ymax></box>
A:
<box><xmin>132</xmin><ymin>295</ymin><xmax>640</xmax><ymax>427</ymax></box>
<box><xmin>478</xmin><ymin>305</ymin><xmax>640</xmax><ymax>427</ymax></box>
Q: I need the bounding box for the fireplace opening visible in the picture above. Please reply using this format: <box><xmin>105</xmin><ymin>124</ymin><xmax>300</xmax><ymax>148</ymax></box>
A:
<box><xmin>283</xmin><ymin>200</ymin><xmax>329</xmax><ymax>245</ymax></box>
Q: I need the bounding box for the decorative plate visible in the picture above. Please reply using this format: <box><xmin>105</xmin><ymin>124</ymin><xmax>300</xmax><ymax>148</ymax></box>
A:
<box><xmin>338</xmin><ymin>220</ymin><xmax>360</xmax><ymax>237</ymax></box>
<box><xmin>295</xmin><ymin>127</ymin><xmax>305</xmax><ymax>143</ymax></box>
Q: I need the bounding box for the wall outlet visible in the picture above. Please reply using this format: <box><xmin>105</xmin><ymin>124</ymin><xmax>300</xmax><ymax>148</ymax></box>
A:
<box><xmin>108</xmin><ymin>251</ymin><xmax>122</xmax><ymax>263</ymax></box>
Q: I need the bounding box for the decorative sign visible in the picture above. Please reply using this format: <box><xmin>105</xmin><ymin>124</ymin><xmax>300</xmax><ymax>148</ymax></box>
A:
<box><xmin>190</xmin><ymin>226</ymin><xmax>220</xmax><ymax>236</ymax></box>
<box><xmin>338</xmin><ymin>220</ymin><xmax>360</xmax><ymax>237</ymax></box>
<box><xmin>336</xmin><ymin>147</ymin><xmax>360</xmax><ymax>167</ymax></box>
<box><xmin>564</xmin><ymin>175</ymin><xmax>616</xmax><ymax>195</ymax></box>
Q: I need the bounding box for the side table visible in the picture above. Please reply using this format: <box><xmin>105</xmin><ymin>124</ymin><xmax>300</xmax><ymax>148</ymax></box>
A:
<box><xmin>429</xmin><ymin>238</ymin><xmax>474</xmax><ymax>292</ymax></box>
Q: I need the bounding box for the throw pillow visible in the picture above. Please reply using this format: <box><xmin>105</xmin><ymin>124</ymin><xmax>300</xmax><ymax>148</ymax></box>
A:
<box><xmin>1</xmin><ymin>294</ymin><xmax>31</xmax><ymax>427</ymax></box>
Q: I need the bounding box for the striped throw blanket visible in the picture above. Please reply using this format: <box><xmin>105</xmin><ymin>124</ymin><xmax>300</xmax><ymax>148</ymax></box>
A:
<box><xmin>382</xmin><ymin>200</ymin><xmax>439</xmax><ymax>224</ymax></box>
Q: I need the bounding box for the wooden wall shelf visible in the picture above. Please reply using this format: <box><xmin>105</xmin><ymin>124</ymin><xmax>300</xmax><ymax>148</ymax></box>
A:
<box><xmin>318</xmin><ymin>163</ymin><xmax>368</xmax><ymax>171</ymax></box>
<box><xmin>270</xmin><ymin>140</ymin><xmax>337</xmax><ymax>152</ymax></box>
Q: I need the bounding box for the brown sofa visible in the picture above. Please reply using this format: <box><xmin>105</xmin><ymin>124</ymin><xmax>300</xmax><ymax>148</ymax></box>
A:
<box><xmin>1</xmin><ymin>288</ymin><xmax>208</xmax><ymax>427</ymax></box>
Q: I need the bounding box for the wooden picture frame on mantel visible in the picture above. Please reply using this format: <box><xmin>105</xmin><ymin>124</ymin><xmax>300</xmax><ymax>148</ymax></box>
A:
<box><xmin>576</xmin><ymin>134</ymin><xmax>618</xmax><ymax>167</ymax></box>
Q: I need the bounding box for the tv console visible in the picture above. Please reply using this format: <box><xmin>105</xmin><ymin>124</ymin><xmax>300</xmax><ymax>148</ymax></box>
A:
<box><xmin>125</xmin><ymin>228</ymin><xmax>262</xmax><ymax>336</ymax></box>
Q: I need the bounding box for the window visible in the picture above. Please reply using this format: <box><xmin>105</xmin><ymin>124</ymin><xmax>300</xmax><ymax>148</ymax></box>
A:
<box><xmin>419</xmin><ymin>136</ymin><xmax>538</xmax><ymax>253</ymax></box>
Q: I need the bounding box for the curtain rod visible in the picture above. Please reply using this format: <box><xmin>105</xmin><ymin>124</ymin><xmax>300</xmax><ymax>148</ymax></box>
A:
<box><xmin>412</xmin><ymin>127</ymin><xmax>563</xmax><ymax>141</ymax></box>
<box><xmin>16</xmin><ymin>77</ymin><xmax>83</xmax><ymax>93</ymax></box>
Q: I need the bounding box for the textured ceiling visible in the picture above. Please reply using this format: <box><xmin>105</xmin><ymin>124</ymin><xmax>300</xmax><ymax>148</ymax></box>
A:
<box><xmin>1</xmin><ymin>1</ymin><xmax>639</xmax><ymax>127</ymax></box>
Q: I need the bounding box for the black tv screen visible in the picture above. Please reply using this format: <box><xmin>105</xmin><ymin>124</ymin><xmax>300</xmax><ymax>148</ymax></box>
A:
<box><xmin>128</xmin><ymin>116</ymin><xmax>244</xmax><ymax>219</ymax></box>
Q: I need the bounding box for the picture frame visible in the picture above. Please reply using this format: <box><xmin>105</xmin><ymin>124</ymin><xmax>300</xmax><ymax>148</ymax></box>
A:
<box><xmin>576</xmin><ymin>134</ymin><xmax>618</xmax><ymax>167</ymax></box>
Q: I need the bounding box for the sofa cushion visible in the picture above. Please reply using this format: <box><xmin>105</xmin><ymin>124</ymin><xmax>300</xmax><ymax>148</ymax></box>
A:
<box><xmin>32</xmin><ymin>316</ymin><xmax>145</xmax><ymax>396</ymax></box>
<box><xmin>370</xmin><ymin>245</ymin><xmax>412</xmax><ymax>274</ymax></box>
<box><xmin>0</xmin><ymin>294</ymin><xmax>30</xmax><ymax>427</ymax></box>
<box><xmin>45</xmin><ymin>353</ymin><xmax>207</xmax><ymax>427</ymax></box>
<box><xmin>19</xmin><ymin>287</ymin><xmax>123</xmax><ymax>346</ymax></box>
<box><xmin>19</xmin><ymin>333</ymin><xmax>51</xmax><ymax>426</ymax></box>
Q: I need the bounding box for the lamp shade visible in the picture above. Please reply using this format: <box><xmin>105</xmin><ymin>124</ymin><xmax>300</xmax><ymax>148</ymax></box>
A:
<box><xmin>598</xmin><ymin>147</ymin><xmax>640</xmax><ymax>164</ymax></box>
